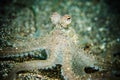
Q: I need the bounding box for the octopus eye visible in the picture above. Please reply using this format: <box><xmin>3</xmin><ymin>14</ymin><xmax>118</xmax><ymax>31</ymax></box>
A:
<box><xmin>67</xmin><ymin>17</ymin><xmax>71</xmax><ymax>21</ymax></box>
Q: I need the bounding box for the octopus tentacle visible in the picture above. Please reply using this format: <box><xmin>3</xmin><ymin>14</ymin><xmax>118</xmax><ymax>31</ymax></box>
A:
<box><xmin>62</xmin><ymin>52</ymin><xmax>76</xmax><ymax>80</ymax></box>
<box><xmin>7</xmin><ymin>47</ymin><xmax>58</xmax><ymax>80</ymax></box>
<box><xmin>0</xmin><ymin>38</ymin><xmax>47</xmax><ymax>56</ymax></box>
<box><xmin>0</xmin><ymin>30</ymin><xmax>57</xmax><ymax>58</ymax></box>
<box><xmin>61</xmin><ymin>40</ymin><xmax>102</xmax><ymax>80</ymax></box>
<box><xmin>0</xmin><ymin>48</ymin><xmax>49</xmax><ymax>62</ymax></box>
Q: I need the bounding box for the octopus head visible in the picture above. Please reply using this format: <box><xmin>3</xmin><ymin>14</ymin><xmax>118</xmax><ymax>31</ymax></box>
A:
<box><xmin>50</xmin><ymin>12</ymin><xmax>61</xmax><ymax>25</ymax></box>
<box><xmin>60</xmin><ymin>14</ymin><xmax>72</xmax><ymax>29</ymax></box>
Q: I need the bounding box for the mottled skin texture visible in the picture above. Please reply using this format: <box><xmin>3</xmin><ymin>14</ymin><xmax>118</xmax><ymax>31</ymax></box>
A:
<box><xmin>0</xmin><ymin>12</ymin><xmax>104</xmax><ymax>80</ymax></box>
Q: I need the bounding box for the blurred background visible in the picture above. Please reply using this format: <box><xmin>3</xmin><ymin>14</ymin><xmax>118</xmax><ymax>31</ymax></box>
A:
<box><xmin>0</xmin><ymin>0</ymin><xmax>120</xmax><ymax>80</ymax></box>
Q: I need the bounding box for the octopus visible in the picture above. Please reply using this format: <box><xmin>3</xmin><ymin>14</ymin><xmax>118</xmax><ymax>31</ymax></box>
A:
<box><xmin>0</xmin><ymin>12</ymin><xmax>106</xmax><ymax>80</ymax></box>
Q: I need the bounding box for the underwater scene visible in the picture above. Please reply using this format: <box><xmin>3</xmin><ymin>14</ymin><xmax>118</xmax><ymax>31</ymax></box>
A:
<box><xmin>0</xmin><ymin>0</ymin><xmax>120</xmax><ymax>80</ymax></box>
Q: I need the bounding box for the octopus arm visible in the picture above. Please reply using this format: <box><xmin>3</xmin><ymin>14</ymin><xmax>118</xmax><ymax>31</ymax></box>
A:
<box><xmin>6</xmin><ymin>48</ymin><xmax>58</xmax><ymax>80</ymax></box>
<box><xmin>0</xmin><ymin>35</ymin><xmax>50</xmax><ymax>56</ymax></box>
